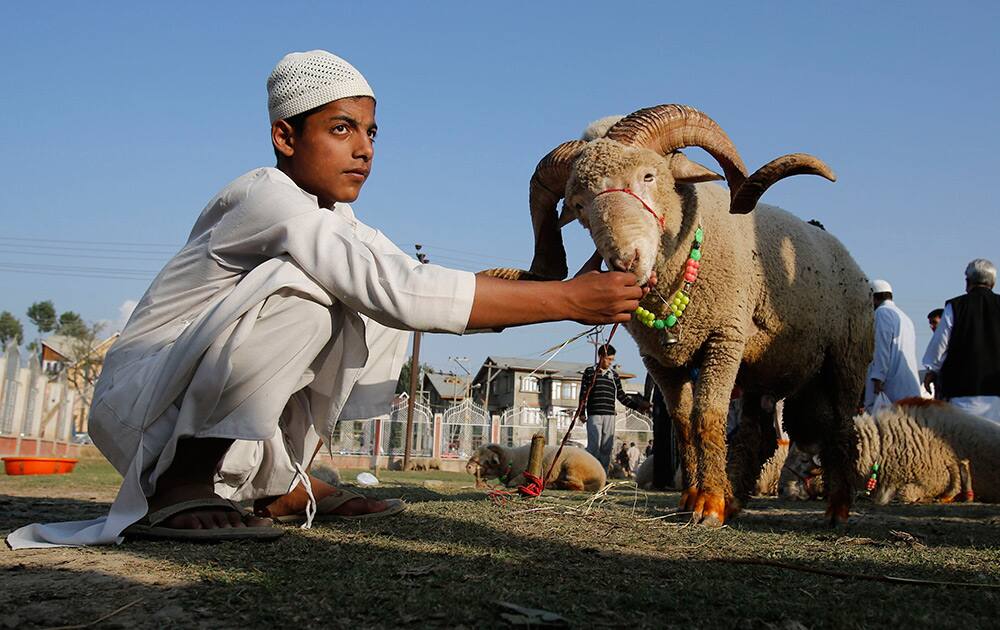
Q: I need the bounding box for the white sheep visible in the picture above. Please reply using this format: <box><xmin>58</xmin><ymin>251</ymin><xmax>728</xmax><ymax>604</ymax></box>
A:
<box><xmin>853</xmin><ymin>398</ymin><xmax>995</xmax><ymax>504</ymax></box>
<box><xmin>490</xmin><ymin>105</ymin><xmax>872</xmax><ymax>526</ymax></box>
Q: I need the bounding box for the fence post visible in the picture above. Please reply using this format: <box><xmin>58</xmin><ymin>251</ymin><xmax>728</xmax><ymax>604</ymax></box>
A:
<box><xmin>432</xmin><ymin>413</ymin><xmax>443</xmax><ymax>460</ymax></box>
<box><xmin>491</xmin><ymin>413</ymin><xmax>500</xmax><ymax>443</ymax></box>
<box><xmin>371</xmin><ymin>416</ymin><xmax>383</xmax><ymax>471</ymax></box>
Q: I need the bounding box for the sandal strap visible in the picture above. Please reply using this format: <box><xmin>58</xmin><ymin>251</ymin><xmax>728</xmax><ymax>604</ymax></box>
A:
<box><xmin>315</xmin><ymin>488</ymin><xmax>365</xmax><ymax>514</ymax></box>
<box><xmin>145</xmin><ymin>498</ymin><xmax>243</xmax><ymax>527</ymax></box>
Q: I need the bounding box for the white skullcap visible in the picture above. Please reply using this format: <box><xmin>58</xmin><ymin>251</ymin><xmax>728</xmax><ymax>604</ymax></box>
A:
<box><xmin>871</xmin><ymin>279</ymin><xmax>893</xmax><ymax>294</ymax></box>
<box><xmin>267</xmin><ymin>50</ymin><xmax>374</xmax><ymax>123</ymax></box>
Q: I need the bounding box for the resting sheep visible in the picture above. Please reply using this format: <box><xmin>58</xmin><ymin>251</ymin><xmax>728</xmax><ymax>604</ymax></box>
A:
<box><xmin>466</xmin><ymin>443</ymin><xmax>607</xmax><ymax>492</ymax></box>
<box><xmin>852</xmin><ymin>398</ymin><xmax>996</xmax><ymax>504</ymax></box>
<box><xmin>491</xmin><ymin>105</ymin><xmax>872</xmax><ymax>526</ymax></box>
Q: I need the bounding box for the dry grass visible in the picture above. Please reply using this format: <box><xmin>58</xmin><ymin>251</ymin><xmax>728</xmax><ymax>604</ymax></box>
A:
<box><xmin>2</xmin><ymin>460</ymin><xmax>1000</xmax><ymax>629</ymax></box>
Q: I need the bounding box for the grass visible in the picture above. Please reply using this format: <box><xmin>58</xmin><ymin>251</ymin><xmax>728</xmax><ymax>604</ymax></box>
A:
<box><xmin>3</xmin><ymin>459</ymin><xmax>1000</xmax><ymax>629</ymax></box>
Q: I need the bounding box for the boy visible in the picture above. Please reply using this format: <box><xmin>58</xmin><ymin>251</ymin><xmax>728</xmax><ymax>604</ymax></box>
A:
<box><xmin>8</xmin><ymin>51</ymin><xmax>644</xmax><ymax>547</ymax></box>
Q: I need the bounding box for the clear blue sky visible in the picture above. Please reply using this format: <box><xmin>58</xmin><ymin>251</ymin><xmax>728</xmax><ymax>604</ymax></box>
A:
<box><xmin>1</xmin><ymin>2</ymin><xmax>997</xmax><ymax>379</ymax></box>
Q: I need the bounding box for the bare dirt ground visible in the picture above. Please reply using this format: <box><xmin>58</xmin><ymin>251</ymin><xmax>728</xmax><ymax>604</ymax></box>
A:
<box><xmin>2</xmin><ymin>459</ymin><xmax>999</xmax><ymax>629</ymax></box>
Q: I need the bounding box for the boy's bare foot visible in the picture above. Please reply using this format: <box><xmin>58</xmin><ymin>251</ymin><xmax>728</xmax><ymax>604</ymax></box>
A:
<box><xmin>254</xmin><ymin>475</ymin><xmax>391</xmax><ymax>519</ymax></box>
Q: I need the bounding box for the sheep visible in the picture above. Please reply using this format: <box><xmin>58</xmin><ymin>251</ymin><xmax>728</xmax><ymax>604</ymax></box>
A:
<box><xmin>635</xmin><ymin>441</ymin><xmax>789</xmax><ymax>496</ymax></box>
<box><xmin>488</xmin><ymin>105</ymin><xmax>872</xmax><ymax>526</ymax></box>
<box><xmin>466</xmin><ymin>443</ymin><xmax>607</xmax><ymax>492</ymax></box>
<box><xmin>777</xmin><ymin>442</ymin><xmax>825</xmax><ymax>500</ymax></box>
<box><xmin>852</xmin><ymin>398</ymin><xmax>996</xmax><ymax>504</ymax></box>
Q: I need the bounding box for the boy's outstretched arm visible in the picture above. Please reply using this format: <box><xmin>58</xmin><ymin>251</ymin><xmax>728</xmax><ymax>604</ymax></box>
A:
<box><xmin>467</xmin><ymin>270</ymin><xmax>644</xmax><ymax>329</ymax></box>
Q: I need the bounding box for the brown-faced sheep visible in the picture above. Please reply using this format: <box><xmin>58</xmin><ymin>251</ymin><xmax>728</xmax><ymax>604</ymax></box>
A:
<box><xmin>853</xmin><ymin>398</ymin><xmax>996</xmax><ymax>504</ymax></box>
<box><xmin>466</xmin><ymin>443</ymin><xmax>607</xmax><ymax>491</ymax></box>
<box><xmin>489</xmin><ymin>105</ymin><xmax>872</xmax><ymax>526</ymax></box>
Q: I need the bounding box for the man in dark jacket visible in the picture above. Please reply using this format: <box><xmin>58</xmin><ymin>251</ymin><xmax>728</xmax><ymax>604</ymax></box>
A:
<box><xmin>579</xmin><ymin>344</ymin><xmax>651</xmax><ymax>470</ymax></box>
<box><xmin>922</xmin><ymin>259</ymin><xmax>1000</xmax><ymax>423</ymax></box>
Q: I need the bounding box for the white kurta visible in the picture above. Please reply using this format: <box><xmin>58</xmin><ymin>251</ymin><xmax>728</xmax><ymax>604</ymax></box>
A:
<box><xmin>922</xmin><ymin>303</ymin><xmax>1000</xmax><ymax>423</ymax></box>
<box><xmin>7</xmin><ymin>167</ymin><xmax>476</xmax><ymax>549</ymax></box>
<box><xmin>864</xmin><ymin>300</ymin><xmax>921</xmax><ymax>411</ymax></box>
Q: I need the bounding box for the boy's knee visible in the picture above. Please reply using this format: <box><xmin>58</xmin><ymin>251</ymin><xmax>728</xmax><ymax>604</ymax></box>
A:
<box><xmin>263</xmin><ymin>294</ymin><xmax>332</xmax><ymax>343</ymax></box>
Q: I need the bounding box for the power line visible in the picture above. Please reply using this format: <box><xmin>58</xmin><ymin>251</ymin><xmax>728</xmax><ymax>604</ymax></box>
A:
<box><xmin>0</xmin><ymin>236</ymin><xmax>180</xmax><ymax>249</ymax></box>
<box><xmin>0</xmin><ymin>246</ymin><xmax>172</xmax><ymax>262</ymax></box>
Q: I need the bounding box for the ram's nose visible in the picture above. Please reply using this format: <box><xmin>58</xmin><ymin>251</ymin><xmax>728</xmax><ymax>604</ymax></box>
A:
<box><xmin>610</xmin><ymin>249</ymin><xmax>641</xmax><ymax>273</ymax></box>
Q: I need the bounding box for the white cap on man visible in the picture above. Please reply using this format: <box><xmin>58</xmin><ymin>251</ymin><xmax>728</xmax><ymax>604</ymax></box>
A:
<box><xmin>871</xmin><ymin>279</ymin><xmax>893</xmax><ymax>294</ymax></box>
<box><xmin>267</xmin><ymin>50</ymin><xmax>374</xmax><ymax>123</ymax></box>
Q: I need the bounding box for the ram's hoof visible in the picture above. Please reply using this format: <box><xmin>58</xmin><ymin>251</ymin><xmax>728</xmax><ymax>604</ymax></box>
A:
<box><xmin>679</xmin><ymin>486</ymin><xmax>699</xmax><ymax>511</ymax></box>
<box><xmin>691</xmin><ymin>490</ymin><xmax>727</xmax><ymax>527</ymax></box>
<box><xmin>825</xmin><ymin>489</ymin><xmax>851</xmax><ymax>525</ymax></box>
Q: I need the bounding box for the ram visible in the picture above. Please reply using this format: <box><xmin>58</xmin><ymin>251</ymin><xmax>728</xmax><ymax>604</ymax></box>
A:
<box><xmin>493</xmin><ymin>105</ymin><xmax>872</xmax><ymax>525</ymax></box>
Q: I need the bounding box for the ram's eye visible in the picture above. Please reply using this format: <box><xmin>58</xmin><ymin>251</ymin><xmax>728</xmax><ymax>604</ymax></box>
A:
<box><xmin>575</xmin><ymin>202</ymin><xmax>583</xmax><ymax>210</ymax></box>
<box><xmin>644</xmin><ymin>173</ymin><xmax>655</xmax><ymax>182</ymax></box>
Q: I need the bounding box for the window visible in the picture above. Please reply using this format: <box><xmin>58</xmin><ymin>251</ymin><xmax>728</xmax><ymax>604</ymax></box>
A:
<box><xmin>561</xmin><ymin>382</ymin><xmax>578</xmax><ymax>400</ymax></box>
<box><xmin>525</xmin><ymin>407</ymin><xmax>544</xmax><ymax>425</ymax></box>
<box><xmin>520</xmin><ymin>375</ymin><xmax>539</xmax><ymax>393</ymax></box>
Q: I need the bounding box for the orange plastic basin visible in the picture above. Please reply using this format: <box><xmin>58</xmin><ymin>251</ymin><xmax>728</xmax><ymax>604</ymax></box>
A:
<box><xmin>2</xmin><ymin>457</ymin><xmax>79</xmax><ymax>475</ymax></box>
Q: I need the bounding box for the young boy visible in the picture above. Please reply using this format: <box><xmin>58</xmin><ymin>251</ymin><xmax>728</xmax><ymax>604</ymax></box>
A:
<box><xmin>8</xmin><ymin>51</ymin><xmax>643</xmax><ymax>547</ymax></box>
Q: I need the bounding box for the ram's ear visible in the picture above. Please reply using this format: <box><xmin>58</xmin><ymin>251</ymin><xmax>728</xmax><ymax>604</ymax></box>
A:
<box><xmin>670</xmin><ymin>152</ymin><xmax>723</xmax><ymax>184</ymax></box>
<box><xmin>487</xmin><ymin>444</ymin><xmax>504</xmax><ymax>466</ymax></box>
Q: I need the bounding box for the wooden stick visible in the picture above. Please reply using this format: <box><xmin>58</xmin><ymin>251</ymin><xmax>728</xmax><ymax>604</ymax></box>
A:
<box><xmin>526</xmin><ymin>433</ymin><xmax>546</xmax><ymax>479</ymax></box>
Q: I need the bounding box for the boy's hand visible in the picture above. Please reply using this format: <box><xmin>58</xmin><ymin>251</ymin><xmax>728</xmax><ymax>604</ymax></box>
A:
<box><xmin>564</xmin><ymin>271</ymin><xmax>643</xmax><ymax>324</ymax></box>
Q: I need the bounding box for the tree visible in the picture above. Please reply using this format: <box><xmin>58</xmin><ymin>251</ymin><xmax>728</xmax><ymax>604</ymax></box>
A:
<box><xmin>0</xmin><ymin>311</ymin><xmax>23</xmax><ymax>346</ymax></box>
<box><xmin>396</xmin><ymin>358</ymin><xmax>433</xmax><ymax>395</ymax></box>
<box><xmin>27</xmin><ymin>300</ymin><xmax>57</xmax><ymax>333</ymax></box>
<box><xmin>61</xmin><ymin>321</ymin><xmax>108</xmax><ymax>427</ymax></box>
<box><xmin>57</xmin><ymin>311</ymin><xmax>88</xmax><ymax>338</ymax></box>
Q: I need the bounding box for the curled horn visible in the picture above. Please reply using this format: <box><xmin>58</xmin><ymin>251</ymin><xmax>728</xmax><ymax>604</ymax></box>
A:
<box><xmin>480</xmin><ymin>140</ymin><xmax>585</xmax><ymax>281</ymax></box>
<box><xmin>729</xmin><ymin>153</ymin><xmax>837</xmax><ymax>214</ymax></box>
<box><xmin>527</xmin><ymin>140</ymin><xmax>587</xmax><ymax>280</ymax></box>
<box><xmin>605</xmin><ymin>104</ymin><xmax>748</xmax><ymax>199</ymax></box>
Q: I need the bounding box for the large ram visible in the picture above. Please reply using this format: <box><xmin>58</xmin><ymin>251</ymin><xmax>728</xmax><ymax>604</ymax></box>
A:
<box><xmin>493</xmin><ymin>105</ymin><xmax>872</xmax><ymax>526</ymax></box>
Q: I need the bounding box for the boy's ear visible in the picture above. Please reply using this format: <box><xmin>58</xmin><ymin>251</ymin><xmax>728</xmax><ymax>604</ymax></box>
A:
<box><xmin>271</xmin><ymin>120</ymin><xmax>296</xmax><ymax>158</ymax></box>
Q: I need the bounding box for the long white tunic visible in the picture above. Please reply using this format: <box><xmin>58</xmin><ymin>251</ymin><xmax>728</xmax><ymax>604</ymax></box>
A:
<box><xmin>864</xmin><ymin>300</ymin><xmax>921</xmax><ymax>410</ymax></box>
<box><xmin>922</xmin><ymin>303</ymin><xmax>1000</xmax><ymax>422</ymax></box>
<box><xmin>7</xmin><ymin>167</ymin><xmax>476</xmax><ymax>548</ymax></box>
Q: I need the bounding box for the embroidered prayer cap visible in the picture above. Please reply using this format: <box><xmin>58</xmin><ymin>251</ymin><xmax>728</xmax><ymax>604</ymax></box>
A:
<box><xmin>871</xmin><ymin>279</ymin><xmax>893</xmax><ymax>294</ymax></box>
<box><xmin>267</xmin><ymin>50</ymin><xmax>374</xmax><ymax>123</ymax></box>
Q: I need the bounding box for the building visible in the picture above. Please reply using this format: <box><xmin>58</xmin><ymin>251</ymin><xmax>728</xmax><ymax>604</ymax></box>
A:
<box><xmin>39</xmin><ymin>333</ymin><xmax>119</xmax><ymax>433</ymax></box>
<box><xmin>422</xmin><ymin>371</ymin><xmax>472</xmax><ymax>414</ymax></box>
<box><xmin>471</xmin><ymin>355</ymin><xmax>641</xmax><ymax>419</ymax></box>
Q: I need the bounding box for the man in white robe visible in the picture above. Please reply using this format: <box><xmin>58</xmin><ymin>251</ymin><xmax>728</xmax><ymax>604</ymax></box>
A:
<box><xmin>7</xmin><ymin>51</ymin><xmax>646</xmax><ymax>548</ymax></box>
<box><xmin>864</xmin><ymin>279</ymin><xmax>921</xmax><ymax>412</ymax></box>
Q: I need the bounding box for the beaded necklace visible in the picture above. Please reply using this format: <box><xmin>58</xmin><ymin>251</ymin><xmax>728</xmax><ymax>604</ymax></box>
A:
<box><xmin>864</xmin><ymin>462</ymin><xmax>880</xmax><ymax>496</ymax></box>
<box><xmin>634</xmin><ymin>226</ymin><xmax>704</xmax><ymax>340</ymax></box>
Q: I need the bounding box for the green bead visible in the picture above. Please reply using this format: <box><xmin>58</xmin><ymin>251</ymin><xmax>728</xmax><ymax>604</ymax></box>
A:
<box><xmin>695</xmin><ymin>228</ymin><xmax>704</xmax><ymax>243</ymax></box>
<box><xmin>654</xmin><ymin>319</ymin><xmax>665</xmax><ymax>329</ymax></box>
<box><xmin>690</xmin><ymin>249</ymin><xmax>702</xmax><ymax>261</ymax></box>
<box><xmin>665</xmin><ymin>314</ymin><xmax>677</xmax><ymax>327</ymax></box>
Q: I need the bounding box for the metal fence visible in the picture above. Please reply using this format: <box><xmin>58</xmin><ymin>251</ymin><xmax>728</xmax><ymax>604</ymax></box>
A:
<box><xmin>440</xmin><ymin>399</ymin><xmax>489</xmax><ymax>459</ymax></box>
<box><xmin>380</xmin><ymin>398</ymin><xmax>434</xmax><ymax>457</ymax></box>
<box><xmin>614</xmin><ymin>410</ymin><xmax>654</xmax><ymax>449</ymax></box>
<box><xmin>499</xmin><ymin>407</ymin><xmax>546</xmax><ymax>447</ymax></box>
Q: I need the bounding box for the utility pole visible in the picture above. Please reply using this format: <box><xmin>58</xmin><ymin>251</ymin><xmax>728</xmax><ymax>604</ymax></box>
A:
<box><xmin>403</xmin><ymin>245</ymin><xmax>428</xmax><ymax>470</ymax></box>
<box><xmin>450</xmin><ymin>356</ymin><xmax>470</xmax><ymax>401</ymax></box>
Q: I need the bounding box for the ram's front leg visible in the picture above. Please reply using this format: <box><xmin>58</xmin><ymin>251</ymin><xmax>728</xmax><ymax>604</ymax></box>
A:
<box><xmin>646</xmin><ymin>359</ymin><xmax>697</xmax><ymax>509</ymax></box>
<box><xmin>691</xmin><ymin>336</ymin><xmax>745</xmax><ymax>526</ymax></box>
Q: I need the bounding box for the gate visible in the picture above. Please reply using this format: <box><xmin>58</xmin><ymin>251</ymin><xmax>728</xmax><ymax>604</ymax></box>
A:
<box><xmin>552</xmin><ymin>408</ymin><xmax>588</xmax><ymax>448</ymax></box>
<box><xmin>327</xmin><ymin>418</ymin><xmax>375</xmax><ymax>455</ymax></box>
<box><xmin>615</xmin><ymin>410</ymin><xmax>653</xmax><ymax>450</ymax></box>
<box><xmin>380</xmin><ymin>398</ymin><xmax>433</xmax><ymax>457</ymax></box>
<box><xmin>440</xmin><ymin>399</ymin><xmax>489</xmax><ymax>459</ymax></box>
<box><xmin>499</xmin><ymin>407</ymin><xmax>546</xmax><ymax>447</ymax></box>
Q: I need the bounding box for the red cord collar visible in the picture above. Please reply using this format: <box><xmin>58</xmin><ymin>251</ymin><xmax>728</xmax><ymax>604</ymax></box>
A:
<box><xmin>595</xmin><ymin>188</ymin><xmax>664</xmax><ymax>229</ymax></box>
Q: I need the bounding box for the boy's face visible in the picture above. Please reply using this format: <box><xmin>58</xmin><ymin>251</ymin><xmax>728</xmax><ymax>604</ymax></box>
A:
<box><xmin>599</xmin><ymin>353</ymin><xmax>615</xmax><ymax>370</ymax></box>
<box><xmin>273</xmin><ymin>96</ymin><xmax>377</xmax><ymax>207</ymax></box>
